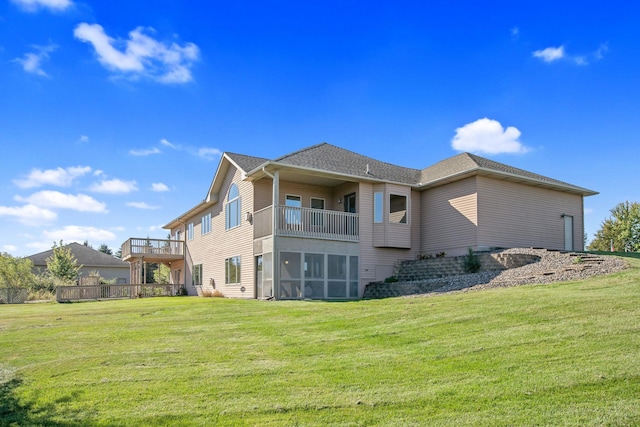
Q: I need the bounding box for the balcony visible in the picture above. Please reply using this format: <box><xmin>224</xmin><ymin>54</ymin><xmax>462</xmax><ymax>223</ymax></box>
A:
<box><xmin>253</xmin><ymin>205</ymin><xmax>359</xmax><ymax>242</ymax></box>
<box><xmin>121</xmin><ymin>238</ymin><xmax>184</xmax><ymax>263</ymax></box>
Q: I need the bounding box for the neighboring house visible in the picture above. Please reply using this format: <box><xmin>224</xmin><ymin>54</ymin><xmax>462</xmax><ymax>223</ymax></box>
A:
<box><xmin>27</xmin><ymin>242</ymin><xmax>130</xmax><ymax>284</ymax></box>
<box><xmin>121</xmin><ymin>143</ymin><xmax>596</xmax><ymax>300</ymax></box>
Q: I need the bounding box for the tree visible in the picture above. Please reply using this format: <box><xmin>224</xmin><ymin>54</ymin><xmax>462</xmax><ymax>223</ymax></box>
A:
<box><xmin>97</xmin><ymin>243</ymin><xmax>113</xmax><ymax>256</ymax></box>
<box><xmin>153</xmin><ymin>264</ymin><xmax>171</xmax><ymax>284</ymax></box>
<box><xmin>0</xmin><ymin>253</ymin><xmax>35</xmax><ymax>289</ymax></box>
<box><xmin>588</xmin><ymin>201</ymin><xmax>640</xmax><ymax>252</ymax></box>
<box><xmin>46</xmin><ymin>241</ymin><xmax>82</xmax><ymax>285</ymax></box>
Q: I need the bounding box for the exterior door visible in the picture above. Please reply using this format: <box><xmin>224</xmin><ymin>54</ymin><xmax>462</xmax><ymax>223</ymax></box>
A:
<box><xmin>564</xmin><ymin>215</ymin><xmax>574</xmax><ymax>251</ymax></box>
<box><xmin>255</xmin><ymin>255</ymin><xmax>263</xmax><ymax>298</ymax></box>
<box><xmin>344</xmin><ymin>193</ymin><xmax>357</xmax><ymax>237</ymax></box>
<box><xmin>344</xmin><ymin>193</ymin><xmax>356</xmax><ymax>213</ymax></box>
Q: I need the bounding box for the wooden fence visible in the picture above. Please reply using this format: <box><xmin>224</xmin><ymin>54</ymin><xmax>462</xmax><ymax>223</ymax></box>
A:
<box><xmin>0</xmin><ymin>287</ymin><xmax>28</xmax><ymax>304</ymax></box>
<box><xmin>56</xmin><ymin>284</ymin><xmax>181</xmax><ymax>302</ymax></box>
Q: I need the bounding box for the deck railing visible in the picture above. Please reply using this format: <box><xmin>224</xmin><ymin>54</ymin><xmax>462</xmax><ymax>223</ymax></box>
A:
<box><xmin>121</xmin><ymin>238</ymin><xmax>184</xmax><ymax>260</ymax></box>
<box><xmin>56</xmin><ymin>284</ymin><xmax>181</xmax><ymax>302</ymax></box>
<box><xmin>254</xmin><ymin>205</ymin><xmax>359</xmax><ymax>242</ymax></box>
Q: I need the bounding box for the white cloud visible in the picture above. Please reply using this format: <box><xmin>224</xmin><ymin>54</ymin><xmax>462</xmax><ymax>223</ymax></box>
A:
<box><xmin>90</xmin><ymin>179</ymin><xmax>138</xmax><ymax>194</ymax></box>
<box><xmin>532</xmin><ymin>45</ymin><xmax>565</xmax><ymax>62</ymax></box>
<box><xmin>198</xmin><ymin>147</ymin><xmax>222</xmax><ymax>161</ymax></box>
<box><xmin>43</xmin><ymin>225</ymin><xmax>116</xmax><ymax>242</ymax></box>
<box><xmin>0</xmin><ymin>204</ymin><xmax>57</xmax><ymax>226</ymax></box>
<box><xmin>151</xmin><ymin>182</ymin><xmax>169</xmax><ymax>192</ymax></box>
<box><xmin>26</xmin><ymin>241</ymin><xmax>52</xmax><ymax>252</ymax></box>
<box><xmin>510</xmin><ymin>27</ymin><xmax>519</xmax><ymax>39</ymax></box>
<box><xmin>129</xmin><ymin>147</ymin><xmax>161</xmax><ymax>156</ymax></box>
<box><xmin>160</xmin><ymin>138</ymin><xmax>177</xmax><ymax>149</ymax></box>
<box><xmin>78</xmin><ymin>135</ymin><xmax>89</xmax><ymax>143</ymax></box>
<box><xmin>14</xmin><ymin>166</ymin><xmax>92</xmax><ymax>189</ymax></box>
<box><xmin>2</xmin><ymin>245</ymin><xmax>18</xmax><ymax>253</ymax></box>
<box><xmin>13</xmin><ymin>44</ymin><xmax>58</xmax><ymax>77</ymax></box>
<box><xmin>10</xmin><ymin>0</ymin><xmax>72</xmax><ymax>12</ymax></box>
<box><xmin>73</xmin><ymin>23</ymin><xmax>200</xmax><ymax>84</ymax></box>
<box><xmin>15</xmin><ymin>191</ymin><xmax>108</xmax><ymax>213</ymax></box>
<box><xmin>533</xmin><ymin>44</ymin><xmax>608</xmax><ymax>65</ymax></box>
<box><xmin>127</xmin><ymin>201</ymin><xmax>159</xmax><ymax>210</ymax></box>
<box><xmin>451</xmin><ymin>118</ymin><xmax>529</xmax><ymax>155</ymax></box>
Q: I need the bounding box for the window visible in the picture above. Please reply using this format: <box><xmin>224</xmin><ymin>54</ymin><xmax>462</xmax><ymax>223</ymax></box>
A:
<box><xmin>225</xmin><ymin>183</ymin><xmax>241</xmax><ymax>230</ymax></box>
<box><xmin>201</xmin><ymin>213</ymin><xmax>211</xmax><ymax>235</ymax></box>
<box><xmin>225</xmin><ymin>256</ymin><xmax>241</xmax><ymax>284</ymax></box>
<box><xmin>374</xmin><ymin>192</ymin><xmax>383</xmax><ymax>223</ymax></box>
<box><xmin>389</xmin><ymin>194</ymin><xmax>407</xmax><ymax>224</ymax></box>
<box><xmin>187</xmin><ymin>223</ymin><xmax>194</xmax><ymax>241</ymax></box>
<box><xmin>192</xmin><ymin>264</ymin><xmax>202</xmax><ymax>287</ymax></box>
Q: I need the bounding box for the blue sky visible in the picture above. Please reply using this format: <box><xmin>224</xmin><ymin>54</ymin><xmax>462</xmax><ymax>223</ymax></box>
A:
<box><xmin>1</xmin><ymin>0</ymin><xmax>639</xmax><ymax>256</ymax></box>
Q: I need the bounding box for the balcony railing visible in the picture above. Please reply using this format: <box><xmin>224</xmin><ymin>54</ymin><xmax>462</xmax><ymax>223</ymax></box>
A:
<box><xmin>254</xmin><ymin>205</ymin><xmax>359</xmax><ymax>242</ymax></box>
<box><xmin>121</xmin><ymin>238</ymin><xmax>184</xmax><ymax>261</ymax></box>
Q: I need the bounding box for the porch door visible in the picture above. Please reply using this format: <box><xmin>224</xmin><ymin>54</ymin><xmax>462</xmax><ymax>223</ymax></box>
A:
<box><xmin>255</xmin><ymin>256</ymin><xmax>263</xmax><ymax>298</ymax></box>
<box><xmin>344</xmin><ymin>193</ymin><xmax>357</xmax><ymax>237</ymax></box>
<box><xmin>564</xmin><ymin>215</ymin><xmax>574</xmax><ymax>251</ymax></box>
<box><xmin>344</xmin><ymin>193</ymin><xmax>356</xmax><ymax>213</ymax></box>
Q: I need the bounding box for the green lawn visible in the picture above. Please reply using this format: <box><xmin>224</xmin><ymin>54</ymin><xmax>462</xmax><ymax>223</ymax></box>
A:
<box><xmin>1</xmin><ymin>259</ymin><xmax>639</xmax><ymax>426</ymax></box>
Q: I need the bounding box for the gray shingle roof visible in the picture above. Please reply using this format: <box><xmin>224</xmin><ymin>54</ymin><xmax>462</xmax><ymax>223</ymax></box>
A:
<box><xmin>226</xmin><ymin>143</ymin><xmax>595</xmax><ymax>196</ymax></box>
<box><xmin>271</xmin><ymin>143</ymin><xmax>422</xmax><ymax>184</ymax></box>
<box><xmin>419</xmin><ymin>152</ymin><xmax>596</xmax><ymax>194</ymax></box>
<box><xmin>226</xmin><ymin>152</ymin><xmax>269</xmax><ymax>172</ymax></box>
<box><xmin>27</xmin><ymin>243</ymin><xmax>128</xmax><ymax>268</ymax></box>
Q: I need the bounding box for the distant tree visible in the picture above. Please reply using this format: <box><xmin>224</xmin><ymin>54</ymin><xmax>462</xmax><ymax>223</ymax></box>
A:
<box><xmin>153</xmin><ymin>264</ymin><xmax>171</xmax><ymax>284</ymax></box>
<box><xmin>83</xmin><ymin>240</ymin><xmax>92</xmax><ymax>248</ymax></box>
<box><xmin>588</xmin><ymin>201</ymin><xmax>640</xmax><ymax>252</ymax></box>
<box><xmin>114</xmin><ymin>247</ymin><xmax>122</xmax><ymax>259</ymax></box>
<box><xmin>0</xmin><ymin>253</ymin><xmax>35</xmax><ymax>289</ymax></box>
<box><xmin>98</xmin><ymin>243</ymin><xmax>113</xmax><ymax>256</ymax></box>
<box><xmin>46</xmin><ymin>241</ymin><xmax>82</xmax><ymax>285</ymax></box>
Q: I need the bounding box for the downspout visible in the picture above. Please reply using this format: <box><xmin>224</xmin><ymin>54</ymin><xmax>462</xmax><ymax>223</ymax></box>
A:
<box><xmin>261</xmin><ymin>166</ymin><xmax>279</xmax><ymax>298</ymax></box>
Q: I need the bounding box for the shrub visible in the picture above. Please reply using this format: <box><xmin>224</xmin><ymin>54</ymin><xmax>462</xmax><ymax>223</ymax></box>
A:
<box><xmin>463</xmin><ymin>248</ymin><xmax>481</xmax><ymax>273</ymax></box>
<box><xmin>384</xmin><ymin>276</ymin><xmax>399</xmax><ymax>283</ymax></box>
<box><xmin>436</xmin><ymin>251</ymin><xmax>446</xmax><ymax>258</ymax></box>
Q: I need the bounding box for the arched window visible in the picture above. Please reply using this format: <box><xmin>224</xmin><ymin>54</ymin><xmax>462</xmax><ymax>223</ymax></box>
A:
<box><xmin>225</xmin><ymin>183</ymin><xmax>241</xmax><ymax>230</ymax></box>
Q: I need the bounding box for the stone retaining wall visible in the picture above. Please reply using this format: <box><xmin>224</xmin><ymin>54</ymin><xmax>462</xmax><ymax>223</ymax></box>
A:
<box><xmin>394</xmin><ymin>253</ymin><xmax>540</xmax><ymax>281</ymax></box>
<box><xmin>363</xmin><ymin>252</ymin><xmax>540</xmax><ymax>299</ymax></box>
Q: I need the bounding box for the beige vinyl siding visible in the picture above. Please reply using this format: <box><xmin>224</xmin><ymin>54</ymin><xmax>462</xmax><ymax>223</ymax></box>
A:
<box><xmin>183</xmin><ymin>165</ymin><xmax>256</xmax><ymax>298</ymax></box>
<box><xmin>477</xmin><ymin>176</ymin><xmax>584</xmax><ymax>251</ymax></box>
<box><xmin>421</xmin><ymin>177</ymin><xmax>478</xmax><ymax>256</ymax></box>
<box><xmin>253</xmin><ymin>178</ymin><xmax>273</xmax><ymax>212</ymax></box>
<box><xmin>372</xmin><ymin>183</ymin><xmax>412</xmax><ymax>248</ymax></box>
<box><xmin>360</xmin><ymin>183</ymin><xmax>420</xmax><ymax>286</ymax></box>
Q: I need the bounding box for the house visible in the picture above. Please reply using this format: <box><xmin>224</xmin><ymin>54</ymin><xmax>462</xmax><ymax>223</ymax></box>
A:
<box><xmin>27</xmin><ymin>242</ymin><xmax>130</xmax><ymax>284</ymax></box>
<box><xmin>121</xmin><ymin>143</ymin><xmax>596</xmax><ymax>300</ymax></box>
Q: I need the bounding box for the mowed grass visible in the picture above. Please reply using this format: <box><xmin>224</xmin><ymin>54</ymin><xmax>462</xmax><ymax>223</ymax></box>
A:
<box><xmin>1</xmin><ymin>259</ymin><xmax>639</xmax><ymax>426</ymax></box>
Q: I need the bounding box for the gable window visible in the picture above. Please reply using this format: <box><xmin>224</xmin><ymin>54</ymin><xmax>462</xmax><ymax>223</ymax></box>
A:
<box><xmin>187</xmin><ymin>223</ymin><xmax>194</xmax><ymax>241</ymax></box>
<box><xmin>225</xmin><ymin>184</ymin><xmax>241</xmax><ymax>230</ymax></box>
<box><xmin>225</xmin><ymin>256</ymin><xmax>241</xmax><ymax>284</ymax></box>
<box><xmin>192</xmin><ymin>264</ymin><xmax>202</xmax><ymax>287</ymax></box>
<box><xmin>374</xmin><ymin>192</ymin><xmax>383</xmax><ymax>223</ymax></box>
<box><xmin>389</xmin><ymin>194</ymin><xmax>407</xmax><ymax>224</ymax></box>
<box><xmin>201</xmin><ymin>213</ymin><xmax>211</xmax><ymax>235</ymax></box>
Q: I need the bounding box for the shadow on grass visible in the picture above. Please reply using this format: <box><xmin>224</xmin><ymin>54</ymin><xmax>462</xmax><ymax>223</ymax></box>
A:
<box><xmin>1</xmin><ymin>376</ymin><xmax>84</xmax><ymax>427</ymax></box>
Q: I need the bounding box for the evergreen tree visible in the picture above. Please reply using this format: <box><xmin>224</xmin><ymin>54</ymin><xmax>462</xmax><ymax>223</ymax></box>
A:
<box><xmin>98</xmin><ymin>243</ymin><xmax>113</xmax><ymax>255</ymax></box>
